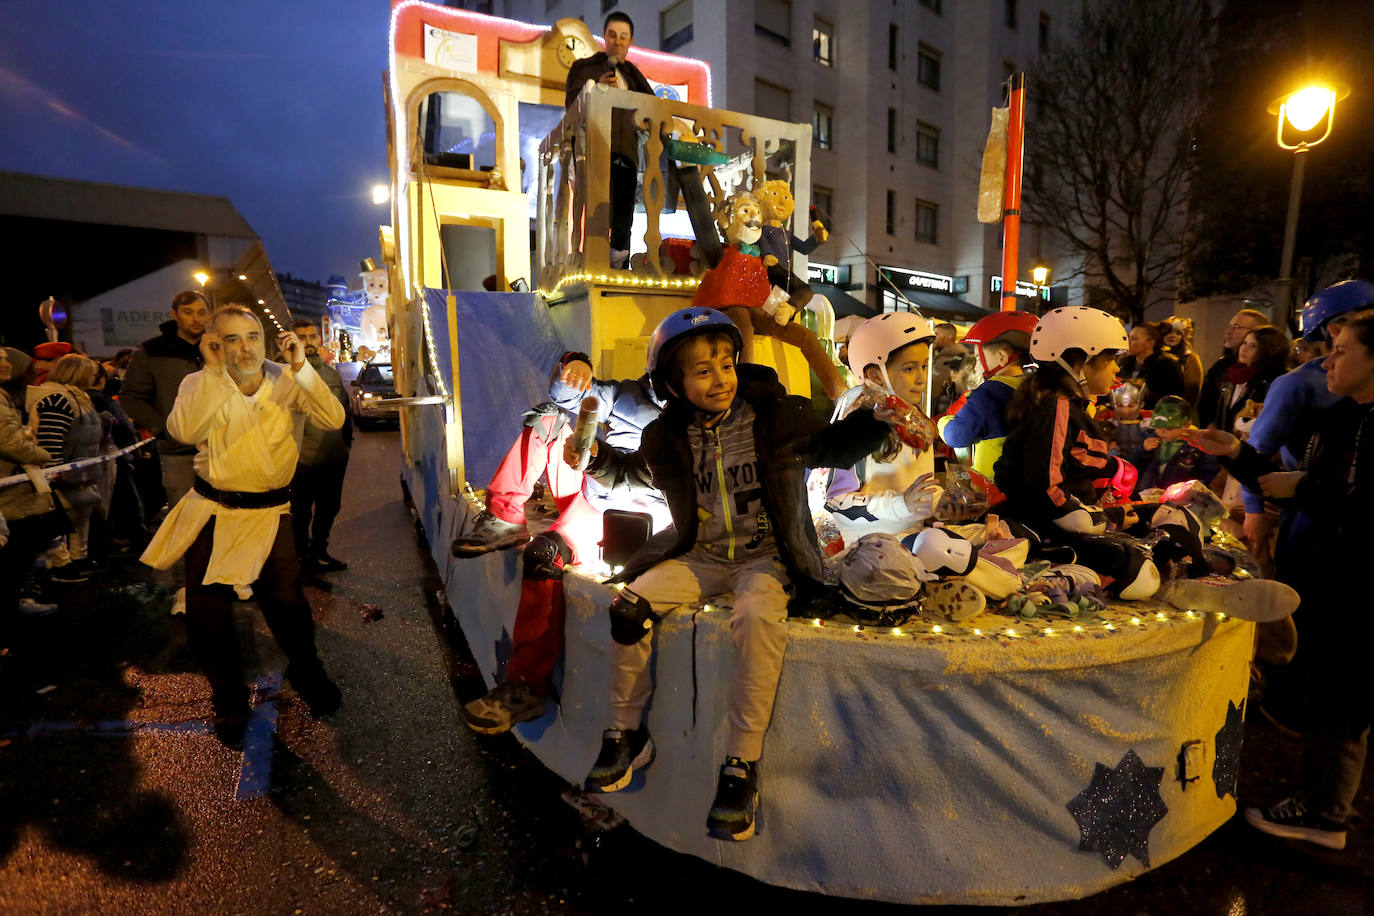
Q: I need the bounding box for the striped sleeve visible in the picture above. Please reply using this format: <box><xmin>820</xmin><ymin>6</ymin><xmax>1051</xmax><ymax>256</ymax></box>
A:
<box><xmin>33</xmin><ymin>393</ymin><xmax>75</xmax><ymax>467</ymax></box>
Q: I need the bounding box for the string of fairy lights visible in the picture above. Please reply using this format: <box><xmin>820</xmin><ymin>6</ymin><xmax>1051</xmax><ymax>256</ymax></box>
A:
<box><xmin>543</xmin><ymin>270</ymin><xmax>702</xmax><ymax>297</ymax></box>
<box><xmin>565</xmin><ymin>559</ymin><xmax>1229</xmax><ymax>643</ymax></box>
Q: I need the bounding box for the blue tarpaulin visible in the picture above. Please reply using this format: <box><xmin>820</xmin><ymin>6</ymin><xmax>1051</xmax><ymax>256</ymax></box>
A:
<box><xmin>422</xmin><ymin>289</ymin><xmax>568</xmax><ymax>487</ymax></box>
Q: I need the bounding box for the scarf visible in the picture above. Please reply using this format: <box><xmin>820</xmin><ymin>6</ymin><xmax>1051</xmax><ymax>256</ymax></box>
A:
<box><xmin>1225</xmin><ymin>364</ymin><xmax>1259</xmax><ymax>385</ymax></box>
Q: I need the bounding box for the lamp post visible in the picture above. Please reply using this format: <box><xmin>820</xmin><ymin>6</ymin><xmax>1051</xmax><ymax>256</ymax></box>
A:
<box><xmin>1031</xmin><ymin>264</ymin><xmax>1049</xmax><ymax>305</ymax></box>
<box><xmin>1267</xmin><ymin>83</ymin><xmax>1349</xmax><ymax>332</ymax></box>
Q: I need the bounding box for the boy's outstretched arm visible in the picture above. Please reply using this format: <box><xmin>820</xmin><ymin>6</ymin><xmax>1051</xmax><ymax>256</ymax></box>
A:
<box><xmin>803</xmin><ymin>404</ymin><xmax>890</xmax><ymax>470</ymax></box>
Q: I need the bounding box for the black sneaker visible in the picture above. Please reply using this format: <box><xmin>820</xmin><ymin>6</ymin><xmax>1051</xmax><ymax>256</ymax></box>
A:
<box><xmin>313</xmin><ymin>552</ymin><xmax>349</xmax><ymax>573</ymax></box>
<box><xmin>1244</xmin><ymin>797</ymin><xmax>1347</xmax><ymax>850</ymax></box>
<box><xmin>585</xmin><ymin>726</ymin><xmax>654</xmax><ymax>793</ymax></box>
<box><xmin>706</xmin><ymin>756</ymin><xmax>760</xmax><ymax>841</ymax></box>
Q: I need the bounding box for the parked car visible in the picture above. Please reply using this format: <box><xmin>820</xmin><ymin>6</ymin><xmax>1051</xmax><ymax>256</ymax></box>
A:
<box><xmin>348</xmin><ymin>363</ymin><xmax>400</xmax><ymax>428</ymax></box>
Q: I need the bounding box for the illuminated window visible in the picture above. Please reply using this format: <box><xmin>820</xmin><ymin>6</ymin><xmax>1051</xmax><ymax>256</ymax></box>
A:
<box><xmin>813</xmin><ymin>17</ymin><xmax>833</xmax><ymax>66</ymax></box>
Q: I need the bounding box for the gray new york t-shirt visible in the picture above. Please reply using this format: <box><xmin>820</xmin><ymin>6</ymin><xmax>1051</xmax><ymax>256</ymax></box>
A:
<box><xmin>686</xmin><ymin>402</ymin><xmax>775</xmax><ymax>563</ymax></box>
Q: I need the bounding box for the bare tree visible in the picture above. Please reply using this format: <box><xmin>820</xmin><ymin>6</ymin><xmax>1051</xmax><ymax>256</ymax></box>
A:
<box><xmin>1024</xmin><ymin>0</ymin><xmax>1214</xmax><ymax>324</ymax></box>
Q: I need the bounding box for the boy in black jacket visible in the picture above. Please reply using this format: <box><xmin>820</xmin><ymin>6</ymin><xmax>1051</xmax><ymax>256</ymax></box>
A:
<box><xmin>580</xmin><ymin>308</ymin><xmax>889</xmax><ymax>841</ymax></box>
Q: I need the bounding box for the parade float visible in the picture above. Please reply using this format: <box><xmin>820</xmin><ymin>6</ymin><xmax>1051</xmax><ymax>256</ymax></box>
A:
<box><xmin>377</xmin><ymin>3</ymin><xmax>1254</xmax><ymax>905</ymax></box>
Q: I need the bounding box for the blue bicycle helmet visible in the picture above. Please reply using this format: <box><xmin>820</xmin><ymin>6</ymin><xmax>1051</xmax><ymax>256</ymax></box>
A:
<box><xmin>646</xmin><ymin>307</ymin><xmax>743</xmax><ymax>399</ymax></box>
<box><xmin>1300</xmin><ymin>279</ymin><xmax>1374</xmax><ymax>342</ymax></box>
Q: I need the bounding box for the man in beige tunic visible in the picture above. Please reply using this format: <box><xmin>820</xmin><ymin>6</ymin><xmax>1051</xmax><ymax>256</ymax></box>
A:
<box><xmin>142</xmin><ymin>305</ymin><xmax>346</xmax><ymax>748</ymax></box>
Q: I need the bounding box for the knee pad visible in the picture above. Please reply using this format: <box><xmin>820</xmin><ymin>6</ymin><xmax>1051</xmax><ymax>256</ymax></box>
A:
<box><xmin>1115</xmin><ymin>551</ymin><xmax>1161</xmax><ymax>601</ymax></box>
<box><xmin>522</xmin><ymin>531</ymin><xmax>572</xmax><ymax>581</ymax></box>
<box><xmin>608</xmin><ymin>590</ymin><xmax>661</xmax><ymax>645</ymax></box>
<box><xmin>1054</xmin><ymin>506</ymin><xmax>1107</xmax><ymax>536</ymax></box>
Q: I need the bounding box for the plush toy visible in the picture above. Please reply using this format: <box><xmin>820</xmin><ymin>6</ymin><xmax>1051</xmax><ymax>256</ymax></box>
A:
<box><xmin>692</xmin><ymin>191</ymin><xmax>845</xmax><ymax>398</ymax></box>
<box><xmin>754</xmin><ymin>179</ymin><xmax>828</xmax><ymax>310</ymax></box>
<box><xmin>358</xmin><ymin>258</ymin><xmax>390</xmax><ymax>359</ymax></box>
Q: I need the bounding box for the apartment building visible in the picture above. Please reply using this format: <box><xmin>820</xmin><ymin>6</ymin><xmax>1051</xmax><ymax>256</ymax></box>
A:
<box><xmin>454</xmin><ymin>0</ymin><xmax>1076</xmax><ymax>318</ymax></box>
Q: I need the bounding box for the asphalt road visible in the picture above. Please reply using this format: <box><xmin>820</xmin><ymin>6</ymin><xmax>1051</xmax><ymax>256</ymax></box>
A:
<box><xmin>0</xmin><ymin>430</ymin><xmax>1368</xmax><ymax>915</ymax></box>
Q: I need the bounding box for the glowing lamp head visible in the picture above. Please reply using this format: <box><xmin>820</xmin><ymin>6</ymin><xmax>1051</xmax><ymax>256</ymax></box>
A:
<box><xmin>1031</xmin><ymin>264</ymin><xmax>1049</xmax><ymax>286</ymax></box>
<box><xmin>193</xmin><ymin>271</ymin><xmax>210</xmax><ymax>286</ymax></box>
<box><xmin>371</xmin><ymin>184</ymin><xmax>390</xmax><ymax>205</ymax></box>
<box><xmin>1284</xmin><ymin>86</ymin><xmax>1335</xmax><ymax>132</ymax></box>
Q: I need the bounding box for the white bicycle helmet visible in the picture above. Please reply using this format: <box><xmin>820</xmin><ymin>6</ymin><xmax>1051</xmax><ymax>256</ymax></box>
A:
<box><xmin>846</xmin><ymin>312</ymin><xmax>936</xmax><ymax>393</ymax></box>
<box><xmin>1029</xmin><ymin>306</ymin><xmax>1127</xmax><ymax>382</ymax></box>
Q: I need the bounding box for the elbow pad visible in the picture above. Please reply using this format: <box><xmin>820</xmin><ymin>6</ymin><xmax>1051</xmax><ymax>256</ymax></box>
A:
<box><xmin>825</xmin><ymin>491</ymin><xmax>906</xmax><ymax>525</ymax></box>
<box><xmin>1053</xmin><ymin>505</ymin><xmax>1107</xmax><ymax>536</ymax></box>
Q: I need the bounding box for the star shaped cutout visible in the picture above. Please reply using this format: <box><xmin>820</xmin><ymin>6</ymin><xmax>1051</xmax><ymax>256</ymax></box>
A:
<box><xmin>1067</xmin><ymin>748</ymin><xmax>1169</xmax><ymax>869</ymax></box>
<box><xmin>1213</xmin><ymin>698</ymin><xmax>1246</xmax><ymax>799</ymax></box>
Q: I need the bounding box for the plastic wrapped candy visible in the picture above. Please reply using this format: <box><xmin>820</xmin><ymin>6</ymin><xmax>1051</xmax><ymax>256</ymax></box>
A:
<box><xmin>856</xmin><ymin>382</ymin><xmax>935</xmax><ymax>452</ymax></box>
<box><xmin>934</xmin><ymin>462</ymin><xmax>990</xmax><ymax>524</ymax></box>
<box><xmin>1160</xmin><ymin>479</ymin><xmax>1226</xmax><ymax>529</ymax></box>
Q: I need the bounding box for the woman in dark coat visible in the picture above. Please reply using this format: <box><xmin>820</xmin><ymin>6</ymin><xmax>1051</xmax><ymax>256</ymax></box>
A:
<box><xmin>1211</xmin><ymin>325</ymin><xmax>1289</xmax><ymax>435</ymax></box>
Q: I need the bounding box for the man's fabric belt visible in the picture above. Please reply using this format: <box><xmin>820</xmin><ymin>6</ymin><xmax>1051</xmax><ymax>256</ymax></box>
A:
<box><xmin>194</xmin><ymin>476</ymin><xmax>290</xmax><ymax>510</ymax></box>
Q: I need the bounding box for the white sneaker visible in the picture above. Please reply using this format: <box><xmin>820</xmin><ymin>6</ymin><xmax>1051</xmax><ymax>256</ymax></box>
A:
<box><xmin>170</xmin><ymin>587</ymin><xmax>187</xmax><ymax>617</ymax></box>
<box><xmin>1164</xmin><ymin>576</ymin><xmax>1299</xmax><ymax>622</ymax></box>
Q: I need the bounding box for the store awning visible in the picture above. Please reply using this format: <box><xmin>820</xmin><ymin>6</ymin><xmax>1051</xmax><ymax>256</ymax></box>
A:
<box><xmin>813</xmin><ymin>283</ymin><xmax>873</xmax><ymax>318</ymax></box>
<box><xmin>894</xmin><ymin>289</ymin><xmax>992</xmax><ymax>322</ymax></box>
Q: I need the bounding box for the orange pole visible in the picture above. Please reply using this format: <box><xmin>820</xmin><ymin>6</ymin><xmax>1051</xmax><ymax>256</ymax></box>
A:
<box><xmin>1000</xmin><ymin>73</ymin><xmax>1026</xmax><ymax>312</ymax></box>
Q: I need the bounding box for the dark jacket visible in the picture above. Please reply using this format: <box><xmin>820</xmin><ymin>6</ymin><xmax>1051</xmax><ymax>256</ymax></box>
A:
<box><xmin>120</xmin><ymin>320</ymin><xmax>203</xmax><ymax>456</ymax></box>
<box><xmin>1196</xmin><ymin>353</ymin><xmax>1233</xmax><ymax>428</ymax></box>
<box><xmin>550</xmin><ymin>363</ymin><xmax>661</xmax><ymax>453</ymax></box>
<box><xmin>1211</xmin><ymin>369</ymin><xmax>1280</xmax><ymax>435</ymax></box>
<box><xmin>298</xmin><ymin>354</ymin><xmax>352</xmax><ymax>465</ymax></box>
<box><xmin>566</xmin><ymin>52</ymin><xmax>654</xmax><ymax>162</ymax></box>
<box><xmin>995</xmin><ymin>395</ymin><xmax>1115</xmax><ymax>527</ymax></box>
<box><xmin>1116</xmin><ymin>351</ymin><xmax>1185</xmax><ymax>408</ymax></box>
<box><xmin>586</xmin><ymin>364</ymin><xmax>889</xmax><ymax>611</ymax></box>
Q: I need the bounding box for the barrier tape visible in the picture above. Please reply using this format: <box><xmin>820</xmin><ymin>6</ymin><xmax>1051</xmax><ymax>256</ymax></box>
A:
<box><xmin>0</xmin><ymin>438</ymin><xmax>154</xmax><ymax>491</ymax></box>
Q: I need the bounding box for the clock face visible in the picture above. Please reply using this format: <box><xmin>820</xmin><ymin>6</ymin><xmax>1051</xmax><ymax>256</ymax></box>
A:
<box><xmin>557</xmin><ymin>34</ymin><xmax>589</xmax><ymax>67</ymax></box>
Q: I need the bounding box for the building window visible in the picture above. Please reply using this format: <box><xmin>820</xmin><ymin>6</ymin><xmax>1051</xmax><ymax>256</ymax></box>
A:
<box><xmin>915</xmin><ymin>199</ymin><xmax>938</xmax><ymax>244</ymax></box>
<box><xmin>916</xmin><ymin>122</ymin><xmax>939</xmax><ymax>168</ymax></box>
<box><xmin>812</xmin><ymin>17</ymin><xmax>833</xmax><ymax>66</ymax></box>
<box><xmin>813</xmin><ymin>185</ymin><xmax>833</xmax><ymax>219</ymax></box>
<box><xmin>886</xmin><ymin>190</ymin><xmax>896</xmax><ymax>235</ymax></box>
<box><xmin>661</xmin><ymin>0</ymin><xmax>693</xmax><ymax>53</ymax></box>
<box><xmin>813</xmin><ymin>102</ymin><xmax>833</xmax><ymax>150</ymax></box>
<box><xmin>1039</xmin><ymin>13</ymin><xmax>1050</xmax><ymax>51</ymax></box>
<box><xmin>755</xmin><ymin>78</ymin><xmax>791</xmax><ymax>122</ymax></box>
<box><xmin>919</xmin><ymin>0</ymin><xmax>941</xmax><ymax>12</ymax></box>
<box><xmin>755</xmin><ymin>0</ymin><xmax>791</xmax><ymax>48</ymax></box>
<box><xmin>1005</xmin><ymin>0</ymin><xmax>1017</xmax><ymax>29</ymax></box>
<box><xmin>887</xmin><ymin>108</ymin><xmax>897</xmax><ymax>153</ymax></box>
<box><xmin>888</xmin><ymin>24</ymin><xmax>899</xmax><ymax>70</ymax></box>
<box><xmin>917</xmin><ymin>45</ymin><xmax>940</xmax><ymax>90</ymax></box>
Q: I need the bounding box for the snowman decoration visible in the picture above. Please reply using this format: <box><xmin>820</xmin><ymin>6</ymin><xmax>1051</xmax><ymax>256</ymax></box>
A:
<box><xmin>358</xmin><ymin>257</ymin><xmax>390</xmax><ymax>360</ymax></box>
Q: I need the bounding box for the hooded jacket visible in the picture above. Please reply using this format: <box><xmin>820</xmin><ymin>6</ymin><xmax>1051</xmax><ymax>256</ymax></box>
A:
<box><xmin>120</xmin><ymin>320</ymin><xmax>204</xmax><ymax>456</ymax></box>
<box><xmin>0</xmin><ymin>389</ymin><xmax>53</xmax><ymax>520</ymax></box>
<box><xmin>585</xmin><ymin>364</ymin><xmax>889</xmax><ymax>611</ymax></box>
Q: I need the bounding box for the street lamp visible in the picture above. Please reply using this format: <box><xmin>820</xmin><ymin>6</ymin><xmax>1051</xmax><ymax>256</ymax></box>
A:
<box><xmin>1266</xmin><ymin>81</ymin><xmax>1350</xmax><ymax>331</ymax></box>
<box><xmin>193</xmin><ymin>270</ymin><xmax>211</xmax><ymax>287</ymax></box>
<box><xmin>371</xmin><ymin>184</ymin><xmax>390</xmax><ymax>205</ymax></box>
<box><xmin>1031</xmin><ymin>264</ymin><xmax>1049</xmax><ymax>287</ymax></box>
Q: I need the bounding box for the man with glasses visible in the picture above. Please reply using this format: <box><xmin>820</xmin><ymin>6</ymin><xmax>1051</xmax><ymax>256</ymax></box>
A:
<box><xmin>1197</xmin><ymin>308</ymin><xmax>1266</xmax><ymax>428</ymax></box>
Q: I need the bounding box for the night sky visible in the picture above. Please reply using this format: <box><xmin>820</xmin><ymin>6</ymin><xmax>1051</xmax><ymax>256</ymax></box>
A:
<box><xmin>1</xmin><ymin>0</ymin><xmax>393</xmax><ymax>284</ymax></box>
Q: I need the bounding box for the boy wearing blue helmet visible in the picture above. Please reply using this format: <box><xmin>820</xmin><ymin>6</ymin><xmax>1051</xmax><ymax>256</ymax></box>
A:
<box><xmin>580</xmin><ymin>307</ymin><xmax>889</xmax><ymax>841</ymax></box>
